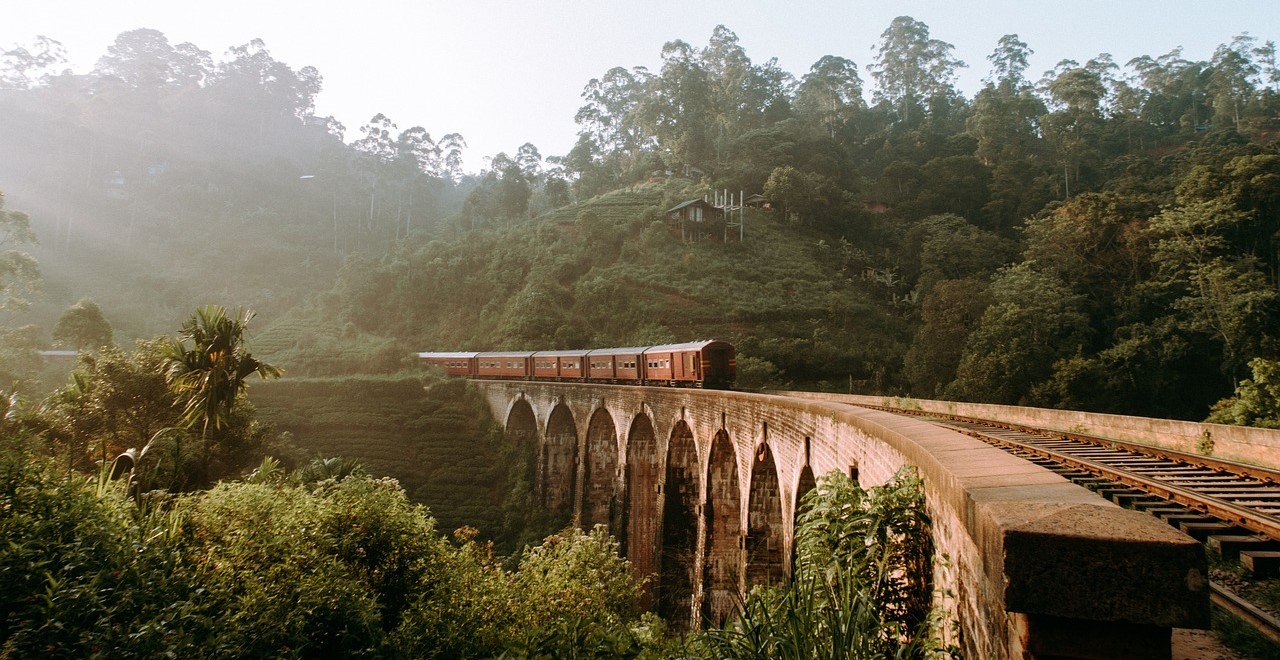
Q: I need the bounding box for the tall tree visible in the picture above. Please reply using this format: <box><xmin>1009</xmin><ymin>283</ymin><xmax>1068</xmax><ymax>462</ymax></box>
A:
<box><xmin>52</xmin><ymin>298</ymin><xmax>114</xmax><ymax>351</ymax></box>
<box><xmin>794</xmin><ymin>55</ymin><xmax>865</xmax><ymax>139</ymax></box>
<box><xmin>0</xmin><ymin>36</ymin><xmax>66</xmax><ymax>89</ymax></box>
<box><xmin>639</xmin><ymin>39</ymin><xmax>715</xmax><ymax>168</ymax></box>
<box><xmin>986</xmin><ymin>34</ymin><xmax>1033</xmax><ymax>91</ymax></box>
<box><xmin>93</xmin><ymin>28</ymin><xmax>182</xmax><ymax>90</ymax></box>
<box><xmin>967</xmin><ymin>35</ymin><xmax>1051</xmax><ymax>229</ymax></box>
<box><xmin>0</xmin><ymin>192</ymin><xmax>39</xmax><ymax>316</ymax></box>
<box><xmin>575</xmin><ymin>65</ymin><xmax>653</xmax><ymax>166</ymax></box>
<box><xmin>1208</xmin><ymin>34</ymin><xmax>1260</xmax><ymax>128</ymax></box>
<box><xmin>1125</xmin><ymin>48</ymin><xmax>1208</xmax><ymax>135</ymax></box>
<box><xmin>869</xmin><ymin>16</ymin><xmax>965</xmax><ymax>124</ymax></box>
<box><xmin>1039</xmin><ymin>55</ymin><xmax>1118</xmax><ymax>195</ymax></box>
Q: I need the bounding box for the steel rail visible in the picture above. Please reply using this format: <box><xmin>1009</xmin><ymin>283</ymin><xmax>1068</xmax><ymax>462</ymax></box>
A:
<box><xmin>934</xmin><ymin>420</ymin><xmax>1280</xmax><ymax>541</ymax></box>
<box><xmin>863</xmin><ymin>404</ymin><xmax>1280</xmax><ymax>484</ymax></box>
<box><xmin>1210</xmin><ymin>582</ymin><xmax>1280</xmax><ymax>645</ymax></box>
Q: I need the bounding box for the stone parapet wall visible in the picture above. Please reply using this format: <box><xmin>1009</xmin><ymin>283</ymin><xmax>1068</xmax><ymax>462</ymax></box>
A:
<box><xmin>787</xmin><ymin>391</ymin><xmax>1280</xmax><ymax>470</ymax></box>
<box><xmin>475</xmin><ymin>381</ymin><xmax>1208</xmax><ymax>658</ymax></box>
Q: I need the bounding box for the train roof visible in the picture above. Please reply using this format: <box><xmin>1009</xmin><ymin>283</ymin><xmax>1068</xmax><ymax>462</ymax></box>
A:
<box><xmin>585</xmin><ymin>346</ymin><xmax>650</xmax><ymax>355</ymax></box>
<box><xmin>643</xmin><ymin>340</ymin><xmax>733</xmax><ymax>352</ymax></box>
<box><xmin>532</xmin><ymin>350</ymin><xmax>590</xmax><ymax>358</ymax></box>
<box><xmin>420</xmin><ymin>341</ymin><xmax>733</xmax><ymax>360</ymax></box>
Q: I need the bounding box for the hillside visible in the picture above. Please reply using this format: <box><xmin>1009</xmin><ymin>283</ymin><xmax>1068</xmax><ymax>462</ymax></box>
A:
<box><xmin>257</xmin><ymin>179</ymin><xmax>910</xmax><ymax>389</ymax></box>
<box><xmin>3</xmin><ymin>21</ymin><xmax>1280</xmax><ymax>423</ymax></box>
<box><xmin>251</xmin><ymin>375</ymin><xmax>547</xmax><ymax>551</ymax></box>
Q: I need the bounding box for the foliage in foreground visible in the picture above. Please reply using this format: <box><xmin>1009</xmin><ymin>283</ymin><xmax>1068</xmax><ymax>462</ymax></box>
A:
<box><xmin>0</xmin><ymin>443</ymin><xmax>649</xmax><ymax>658</ymax></box>
<box><xmin>707</xmin><ymin>469</ymin><xmax>955</xmax><ymax>659</ymax></box>
<box><xmin>1</xmin><ymin>436</ymin><xmax>955</xmax><ymax>658</ymax></box>
<box><xmin>1207</xmin><ymin>357</ymin><xmax>1280</xmax><ymax>429</ymax></box>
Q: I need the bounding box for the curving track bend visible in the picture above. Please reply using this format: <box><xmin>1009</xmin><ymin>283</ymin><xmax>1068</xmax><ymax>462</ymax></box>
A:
<box><xmin>860</xmin><ymin>403</ymin><xmax>1280</xmax><ymax>645</ymax></box>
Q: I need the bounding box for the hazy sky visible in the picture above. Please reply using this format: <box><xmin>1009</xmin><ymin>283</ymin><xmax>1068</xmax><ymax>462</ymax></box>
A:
<box><xmin>8</xmin><ymin>1</ymin><xmax>1280</xmax><ymax>171</ymax></box>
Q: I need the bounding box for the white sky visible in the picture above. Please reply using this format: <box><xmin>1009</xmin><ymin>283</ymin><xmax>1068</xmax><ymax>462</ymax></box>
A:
<box><xmin>7</xmin><ymin>1</ymin><xmax>1280</xmax><ymax>172</ymax></box>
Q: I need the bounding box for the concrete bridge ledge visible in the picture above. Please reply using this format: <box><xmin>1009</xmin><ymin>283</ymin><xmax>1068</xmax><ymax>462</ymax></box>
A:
<box><xmin>815</xmin><ymin>400</ymin><xmax>1209</xmax><ymax>629</ymax></box>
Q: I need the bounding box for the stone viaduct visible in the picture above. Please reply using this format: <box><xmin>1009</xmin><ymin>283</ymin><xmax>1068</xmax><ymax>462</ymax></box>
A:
<box><xmin>474</xmin><ymin>380</ymin><xmax>1208</xmax><ymax>659</ymax></box>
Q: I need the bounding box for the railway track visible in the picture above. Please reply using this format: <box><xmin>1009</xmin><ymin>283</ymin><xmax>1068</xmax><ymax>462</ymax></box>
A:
<box><xmin>860</xmin><ymin>404</ymin><xmax>1280</xmax><ymax>645</ymax></box>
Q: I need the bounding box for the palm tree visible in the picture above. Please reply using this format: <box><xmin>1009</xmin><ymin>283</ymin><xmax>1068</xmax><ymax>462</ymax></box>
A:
<box><xmin>161</xmin><ymin>305</ymin><xmax>281</xmax><ymax>487</ymax></box>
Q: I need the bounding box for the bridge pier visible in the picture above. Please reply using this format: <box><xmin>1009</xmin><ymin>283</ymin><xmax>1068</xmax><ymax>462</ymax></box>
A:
<box><xmin>478</xmin><ymin>382</ymin><xmax>1207</xmax><ymax>658</ymax></box>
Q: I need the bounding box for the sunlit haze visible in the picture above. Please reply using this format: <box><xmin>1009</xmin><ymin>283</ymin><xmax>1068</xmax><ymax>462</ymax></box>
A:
<box><xmin>7</xmin><ymin>0</ymin><xmax>1280</xmax><ymax>171</ymax></box>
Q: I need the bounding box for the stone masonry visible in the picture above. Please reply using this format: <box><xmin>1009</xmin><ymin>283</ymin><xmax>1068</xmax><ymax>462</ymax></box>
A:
<box><xmin>475</xmin><ymin>381</ymin><xmax>1208</xmax><ymax>659</ymax></box>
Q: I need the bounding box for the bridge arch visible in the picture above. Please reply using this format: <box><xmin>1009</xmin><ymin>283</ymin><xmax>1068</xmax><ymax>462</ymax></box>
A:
<box><xmin>543</xmin><ymin>403</ymin><xmax>578</xmax><ymax>520</ymax></box>
<box><xmin>746</xmin><ymin>439</ymin><xmax>784</xmax><ymax>589</ymax></box>
<box><xmin>658</xmin><ymin>419</ymin><xmax>700</xmax><ymax>629</ymax></box>
<box><xmin>580</xmin><ymin>407</ymin><xmax>619</xmax><ymax>531</ymax></box>
<box><xmin>794</xmin><ymin>463</ymin><xmax>817</xmax><ymax>521</ymax></box>
<box><xmin>794</xmin><ymin>437</ymin><xmax>818</xmax><ymax>521</ymax></box>
<box><xmin>702</xmin><ymin>429</ymin><xmax>741</xmax><ymax>627</ymax></box>
<box><xmin>505</xmin><ymin>397</ymin><xmax>538</xmax><ymax>444</ymax></box>
<box><xmin>623</xmin><ymin>411</ymin><xmax>661</xmax><ymax>585</ymax></box>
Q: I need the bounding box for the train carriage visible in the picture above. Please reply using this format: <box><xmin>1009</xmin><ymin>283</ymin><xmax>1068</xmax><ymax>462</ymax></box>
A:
<box><xmin>417</xmin><ymin>351</ymin><xmax>477</xmax><ymax>377</ymax></box>
<box><xmin>641</xmin><ymin>340</ymin><xmax>735</xmax><ymax>387</ymax></box>
<box><xmin>474</xmin><ymin>351</ymin><xmax>534</xmax><ymax>379</ymax></box>
<box><xmin>586</xmin><ymin>346</ymin><xmax>647</xmax><ymax>383</ymax></box>
<box><xmin>532</xmin><ymin>350</ymin><xmax>589</xmax><ymax>381</ymax></box>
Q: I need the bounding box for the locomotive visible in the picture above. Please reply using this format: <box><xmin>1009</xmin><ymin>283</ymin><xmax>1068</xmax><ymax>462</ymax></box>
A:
<box><xmin>418</xmin><ymin>339</ymin><xmax>736</xmax><ymax>388</ymax></box>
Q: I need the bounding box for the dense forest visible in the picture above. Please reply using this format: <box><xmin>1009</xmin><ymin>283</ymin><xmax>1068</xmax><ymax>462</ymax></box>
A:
<box><xmin>3</xmin><ymin>19</ymin><xmax>1280</xmax><ymax>419</ymax></box>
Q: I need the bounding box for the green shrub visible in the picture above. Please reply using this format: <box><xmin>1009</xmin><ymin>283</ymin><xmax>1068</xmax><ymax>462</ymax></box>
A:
<box><xmin>1</xmin><ymin>436</ymin><xmax>661</xmax><ymax>658</ymax></box>
<box><xmin>706</xmin><ymin>468</ymin><xmax>956</xmax><ymax>659</ymax></box>
<box><xmin>0</xmin><ymin>442</ymin><xmax>195</xmax><ymax>658</ymax></box>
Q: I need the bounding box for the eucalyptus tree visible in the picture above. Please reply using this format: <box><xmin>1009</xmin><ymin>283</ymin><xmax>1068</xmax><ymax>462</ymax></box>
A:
<box><xmin>869</xmin><ymin>16</ymin><xmax>965</xmax><ymax>126</ymax></box>
<box><xmin>986</xmin><ymin>34</ymin><xmax>1032</xmax><ymax>91</ymax></box>
<box><xmin>700</xmin><ymin>25</ymin><xmax>793</xmax><ymax>156</ymax></box>
<box><xmin>575</xmin><ymin>65</ymin><xmax>654</xmax><ymax>172</ymax></box>
<box><xmin>514</xmin><ymin>142</ymin><xmax>544</xmax><ymax>184</ymax></box>
<box><xmin>1039</xmin><ymin>55</ymin><xmax>1119</xmax><ymax>195</ymax></box>
<box><xmin>210</xmin><ymin>38</ymin><xmax>323</xmax><ymax>133</ymax></box>
<box><xmin>352</xmin><ymin>113</ymin><xmax>399</xmax><ymax>244</ymax></box>
<box><xmin>0</xmin><ymin>192</ymin><xmax>39</xmax><ymax>316</ymax></box>
<box><xmin>967</xmin><ymin>34</ymin><xmax>1051</xmax><ymax>229</ymax></box>
<box><xmin>436</xmin><ymin>133</ymin><xmax>468</xmax><ymax>182</ymax></box>
<box><xmin>462</xmin><ymin>152</ymin><xmax>532</xmax><ymax>227</ymax></box>
<box><xmin>1256</xmin><ymin>40</ymin><xmax>1280</xmax><ymax>97</ymax></box>
<box><xmin>0</xmin><ymin>35</ymin><xmax>66</xmax><ymax>89</ymax></box>
<box><xmin>1124</xmin><ymin>48</ymin><xmax>1208</xmax><ymax>135</ymax></box>
<box><xmin>639</xmin><ymin>39</ymin><xmax>716</xmax><ymax>169</ymax></box>
<box><xmin>793</xmin><ymin>55</ymin><xmax>865</xmax><ymax>140</ymax></box>
<box><xmin>1208</xmin><ymin>33</ymin><xmax>1261</xmax><ymax>128</ymax></box>
<box><xmin>395</xmin><ymin>125</ymin><xmax>440</xmax><ymax>175</ymax></box>
<box><xmin>93</xmin><ymin>28</ymin><xmax>189</xmax><ymax>90</ymax></box>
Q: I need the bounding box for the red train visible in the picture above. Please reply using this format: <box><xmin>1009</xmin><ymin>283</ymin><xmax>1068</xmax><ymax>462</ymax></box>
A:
<box><xmin>418</xmin><ymin>340</ymin><xmax>736</xmax><ymax>388</ymax></box>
